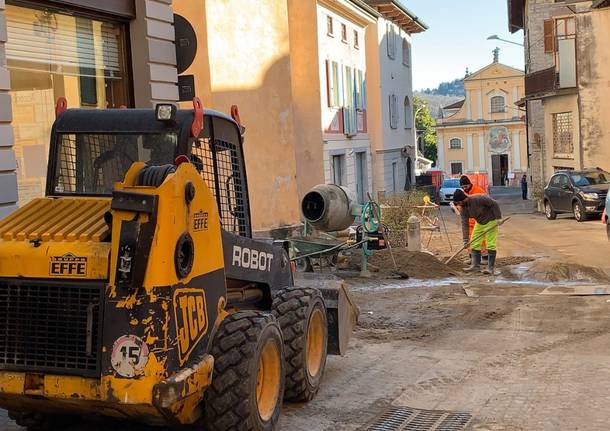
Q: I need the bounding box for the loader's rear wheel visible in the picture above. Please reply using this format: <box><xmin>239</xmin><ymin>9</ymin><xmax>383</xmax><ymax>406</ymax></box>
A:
<box><xmin>8</xmin><ymin>412</ymin><xmax>68</xmax><ymax>431</ymax></box>
<box><xmin>204</xmin><ymin>311</ymin><xmax>285</xmax><ymax>431</ymax></box>
<box><xmin>272</xmin><ymin>287</ymin><xmax>328</xmax><ymax>402</ymax></box>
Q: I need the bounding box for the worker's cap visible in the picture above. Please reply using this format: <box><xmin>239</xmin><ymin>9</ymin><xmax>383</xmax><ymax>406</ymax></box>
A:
<box><xmin>453</xmin><ymin>189</ymin><xmax>467</xmax><ymax>203</ymax></box>
<box><xmin>459</xmin><ymin>175</ymin><xmax>472</xmax><ymax>186</ymax></box>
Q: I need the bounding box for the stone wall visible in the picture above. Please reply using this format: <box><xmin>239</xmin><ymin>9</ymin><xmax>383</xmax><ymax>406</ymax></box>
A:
<box><xmin>130</xmin><ymin>0</ymin><xmax>179</xmax><ymax>107</ymax></box>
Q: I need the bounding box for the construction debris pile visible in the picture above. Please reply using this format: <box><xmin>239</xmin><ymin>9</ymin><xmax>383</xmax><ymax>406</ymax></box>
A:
<box><xmin>347</xmin><ymin>249</ymin><xmax>458</xmax><ymax>279</ymax></box>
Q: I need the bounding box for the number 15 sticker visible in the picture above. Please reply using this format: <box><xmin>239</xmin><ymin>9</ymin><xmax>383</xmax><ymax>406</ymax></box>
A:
<box><xmin>111</xmin><ymin>335</ymin><xmax>150</xmax><ymax>378</ymax></box>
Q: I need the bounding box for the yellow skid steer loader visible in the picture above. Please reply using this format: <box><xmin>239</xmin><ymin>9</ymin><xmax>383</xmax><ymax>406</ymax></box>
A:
<box><xmin>0</xmin><ymin>98</ymin><xmax>357</xmax><ymax>430</ymax></box>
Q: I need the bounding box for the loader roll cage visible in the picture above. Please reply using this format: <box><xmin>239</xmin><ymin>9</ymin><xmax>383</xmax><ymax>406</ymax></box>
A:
<box><xmin>46</xmin><ymin>107</ymin><xmax>253</xmax><ymax>237</ymax></box>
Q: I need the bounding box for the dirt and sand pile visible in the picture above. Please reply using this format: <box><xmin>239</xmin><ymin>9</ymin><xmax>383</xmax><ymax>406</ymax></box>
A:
<box><xmin>517</xmin><ymin>260</ymin><xmax>610</xmax><ymax>283</ymax></box>
<box><xmin>361</xmin><ymin>248</ymin><xmax>459</xmax><ymax>279</ymax></box>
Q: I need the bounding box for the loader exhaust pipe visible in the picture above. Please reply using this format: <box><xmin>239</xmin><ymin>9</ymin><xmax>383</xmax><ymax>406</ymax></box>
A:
<box><xmin>301</xmin><ymin>184</ymin><xmax>357</xmax><ymax>232</ymax></box>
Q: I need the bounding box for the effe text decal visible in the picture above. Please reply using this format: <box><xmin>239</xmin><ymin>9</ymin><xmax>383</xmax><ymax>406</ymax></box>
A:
<box><xmin>232</xmin><ymin>246</ymin><xmax>274</xmax><ymax>272</ymax></box>
<box><xmin>193</xmin><ymin>210</ymin><xmax>209</xmax><ymax>232</ymax></box>
<box><xmin>173</xmin><ymin>288</ymin><xmax>208</xmax><ymax>364</ymax></box>
<box><xmin>49</xmin><ymin>253</ymin><xmax>88</xmax><ymax>277</ymax></box>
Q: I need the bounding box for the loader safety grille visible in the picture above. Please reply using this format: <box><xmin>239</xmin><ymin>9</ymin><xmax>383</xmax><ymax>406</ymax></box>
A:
<box><xmin>0</xmin><ymin>281</ymin><xmax>103</xmax><ymax>377</ymax></box>
<box><xmin>191</xmin><ymin>138</ymin><xmax>251</xmax><ymax>237</ymax></box>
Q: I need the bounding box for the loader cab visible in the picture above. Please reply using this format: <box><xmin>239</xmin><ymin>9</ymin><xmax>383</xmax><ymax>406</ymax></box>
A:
<box><xmin>46</xmin><ymin>101</ymin><xmax>253</xmax><ymax>237</ymax></box>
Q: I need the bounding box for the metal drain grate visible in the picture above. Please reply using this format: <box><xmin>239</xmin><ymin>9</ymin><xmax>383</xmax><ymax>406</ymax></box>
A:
<box><xmin>365</xmin><ymin>406</ymin><xmax>472</xmax><ymax>431</ymax></box>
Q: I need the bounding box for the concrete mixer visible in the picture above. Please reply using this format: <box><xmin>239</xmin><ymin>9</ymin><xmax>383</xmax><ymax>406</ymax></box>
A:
<box><xmin>292</xmin><ymin>184</ymin><xmax>388</xmax><ymax>276</ymax></box>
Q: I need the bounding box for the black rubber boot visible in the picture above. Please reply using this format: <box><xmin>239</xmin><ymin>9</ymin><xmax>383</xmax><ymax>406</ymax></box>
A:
<box><xmin>482</xmin><ymin>250</ymin><xmax>497</xmax><ymax>275</ymax></box>
<box><xmin>464</xmin><ymin>250</ymin><xmax>481</xmax><ymax>272</ymax></box>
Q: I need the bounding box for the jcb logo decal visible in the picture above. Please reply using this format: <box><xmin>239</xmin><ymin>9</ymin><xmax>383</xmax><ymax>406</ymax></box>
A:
<box><xmin>173</xmin><ymin>288</ymin><xmax>208</xmax><ymax>364</ymax></box>
<box><xmin>49</xmin><ymin>253</ymin><xmax>88</xmax><ymax>277</ymax></box>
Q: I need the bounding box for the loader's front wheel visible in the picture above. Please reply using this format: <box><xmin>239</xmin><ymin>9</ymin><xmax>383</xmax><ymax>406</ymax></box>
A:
<box><xmin>8</xmin><ymin>412</ymin><xmax>69</xmax><ymax>431</ymax></box>
<box><xmin>272</xmin><ymin>287</ymin><xmax>328</xmax><ymax>402</ymax></box>
<box><xmin>204</xmin><ymin>311</ymin><xmax>285</xmax><ymax>431</ymax></box>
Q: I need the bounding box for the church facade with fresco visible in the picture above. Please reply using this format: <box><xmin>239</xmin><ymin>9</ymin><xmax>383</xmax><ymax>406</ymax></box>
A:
<box><xmin>435</xmin><ymin>50</ymin><xmax>527</xmax><ymax>187</ymax></box>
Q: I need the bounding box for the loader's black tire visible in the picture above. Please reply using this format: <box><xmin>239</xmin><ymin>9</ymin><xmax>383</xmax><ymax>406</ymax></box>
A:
<box><xmin>204</xmin><ymin>311</ymin><xmax>285</xmax><ymax>431</ymax></box>
<box><xmin>8</xmin><ymin>412</ymin><xmax>68</xmax><ymax>431</ymax></box>
<box><xmin>272</xmin><ymin>287</ymin><xmax>328</xmax><ymax>402</ymax></box>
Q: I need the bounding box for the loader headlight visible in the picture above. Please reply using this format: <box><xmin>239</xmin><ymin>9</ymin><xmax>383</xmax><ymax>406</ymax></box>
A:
<box><xmin>155</xmin><ymin>104</ymin><xmax>177</xmax><ymax>122</ymax></box>
<box><xmin>581</xmin><ymin>192</ymin><xmax>599</xmax><ymax>200</ymax></box>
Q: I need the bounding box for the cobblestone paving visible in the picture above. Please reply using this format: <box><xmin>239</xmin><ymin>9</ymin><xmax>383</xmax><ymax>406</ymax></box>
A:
<box><xmin>3</xmin><ymin>285</ymin><xmax>610</xmax><ymax>430</ymax></box>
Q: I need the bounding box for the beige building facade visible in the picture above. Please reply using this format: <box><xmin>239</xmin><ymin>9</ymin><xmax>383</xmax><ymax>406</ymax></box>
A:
<box><xmin>0</xmin><ymin>0</ymin><xmax>427</xmax><ymax>233</ymax></box>
<box><xmin>365</xmin><ymin>1</ymin><xmax>426</xmax><ymax>198</ymax></box>
<box><xmin>508</xmin><ymin>0</ymin><xmax>610</xmax><ymax>186</ymax></box>
<box><xmin>436</xmin><ymin>57</ymin><xmax>527</xmax><ymax>186</ymax></box>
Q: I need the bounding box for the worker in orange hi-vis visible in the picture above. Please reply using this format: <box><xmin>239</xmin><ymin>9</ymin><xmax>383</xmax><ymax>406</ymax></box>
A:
<box><xmin>459</xmin><ymin>175</ymin><xmax>488</xmax><ymax>261</ymax></box>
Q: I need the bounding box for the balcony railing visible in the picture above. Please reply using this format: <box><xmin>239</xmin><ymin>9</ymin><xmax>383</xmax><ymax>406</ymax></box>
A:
<box><xmin>525</xmin><ymin>66</ymin><xmax>557</xmax><ymax>97</ymax></box>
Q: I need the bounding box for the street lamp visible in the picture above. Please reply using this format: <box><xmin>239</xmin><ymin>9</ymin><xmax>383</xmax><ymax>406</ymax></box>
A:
<box><xmin>487</xmin><ymin>34</ymin><xmax>524</xmax><ymax>47</ymax></box>
<box><xmin>411</xmin><ymin>104</ymin><xmax>425</xmax><ymax>184</ymax></box>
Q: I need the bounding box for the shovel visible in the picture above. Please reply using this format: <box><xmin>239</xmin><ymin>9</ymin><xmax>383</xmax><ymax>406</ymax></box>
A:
<box><xmin>366</xmin><ymin>193</ymin><xmax>409</xmax><ymax>279</ymax></box>
<box><xmin>444</xmin><ymin>217</ymin><xmax>511</xmax><ymax>265</ymax></box>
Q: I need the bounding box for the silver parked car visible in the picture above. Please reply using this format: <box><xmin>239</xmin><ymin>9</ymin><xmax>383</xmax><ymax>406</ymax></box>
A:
<box><xmin>439</xmin><ymin>178</ymin><xmax>461</xmax><ymax>204</ymax></box>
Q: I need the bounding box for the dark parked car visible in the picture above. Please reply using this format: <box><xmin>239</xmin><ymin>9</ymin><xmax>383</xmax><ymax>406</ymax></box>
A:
<box><xmin>544</xmin><ymin>169</ymin><xmax>610</xmax><ymax>222</ymax></box>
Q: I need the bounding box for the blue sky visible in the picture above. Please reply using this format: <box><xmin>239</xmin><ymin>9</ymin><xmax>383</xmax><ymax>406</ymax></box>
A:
<box><xmin>406</xmin><ymin>0</ymin><xmax>525</xmax><ymax>90</ymax></box>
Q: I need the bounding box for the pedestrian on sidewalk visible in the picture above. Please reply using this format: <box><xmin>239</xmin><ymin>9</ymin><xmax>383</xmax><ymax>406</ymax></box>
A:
<box><xmin>453</xmin><ymin>189</ymin><xmax>502</xmax><ymax>275</ymax></box>
<box><xmin>460</xmin><ymin>175</ymin><xmax>488</xmax><ymax>262</ymax></box>
<box><xmin>521</xmin><ymin>174</ymin><xmax>528</xmax><ymax>200</ymax></box>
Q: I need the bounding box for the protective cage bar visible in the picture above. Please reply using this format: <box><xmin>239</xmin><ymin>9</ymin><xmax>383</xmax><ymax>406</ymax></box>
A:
<box><xmin>0</xmin><ymin>280</ymin><xmax>104</xmax><ymax>378</ymax></box>
<box><xmin>191</xmin><ymin>138</ymin><xmax>251</xmax><ymax>237</ymax></box>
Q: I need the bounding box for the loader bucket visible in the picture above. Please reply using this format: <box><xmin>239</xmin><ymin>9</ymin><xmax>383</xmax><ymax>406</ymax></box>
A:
<box><xmin>294</xmin><ymin>273</ymin><xmax>359</xmax><ymax>355</ymax></box>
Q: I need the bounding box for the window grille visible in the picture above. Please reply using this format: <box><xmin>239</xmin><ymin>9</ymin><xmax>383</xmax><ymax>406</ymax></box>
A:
<box><xmin>55</xmin><ymin>134</ymin><xmax>134</xmax><ymax>194</ymax></box>
<box><xmin>451</xmin><ymin>162</ymin><xmax>463</xmax><ymax>175</ymax></box>
<box><xmin>52</xmin><ymin>134</ymin><xmax>176</xmax><ymax>195</ymax></box>
<box><xmin>553</xmin><ymin>112</ymin><xmax>574</xmax><ymax>155</ymax></box>
<box><xmin>449</xmin><ymin>138</ymin><xmax>462</xmax><ymax>149</ymax></box>
<box><xmin>491</xmin><ymin>96</ymin><xmax>505</xmax><ymax>113</ymax></box>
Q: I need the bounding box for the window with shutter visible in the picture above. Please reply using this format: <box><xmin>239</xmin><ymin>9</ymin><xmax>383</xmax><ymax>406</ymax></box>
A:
<box><xmin>326</xmin><ymin>60</ymin><xmax>333</xmax><ymax>107</ymax></box>
<box><xmin>389</xmin><ymin>94</ymin><xmax>398</xmax><ymax>129</ymax></box>
<box><xmin>544</xmin><ymin>19</ymin><xmax>555</xmax><ymax>53</ymax></box>
<box><xmin>326</xmin><ymin>60</ymin><xmax>341</xmax><ymax>108</ymax></box>
<box><xmin>404</xmin><ymin>97</ymin><xmax>412</xmax><ymax>129</ymax></box>
<box><xmin>402</xmin><ymin>39</ymin><xmax>411</xmax><ymax>67</ymax></box>
<box><xmin>387</xmin><ymin>23</ymin><xmax>396</xmax><ymax>59</ymax></box>
<box><xmin>6</xmin><ymin>3</ymin><xmax>131</xmax><ymax>207</ymax></box>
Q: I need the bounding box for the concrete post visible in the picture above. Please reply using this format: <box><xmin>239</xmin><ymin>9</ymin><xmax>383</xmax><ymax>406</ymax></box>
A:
<box><xmin>407</xmin><ymin>215</ymin><xmax>421</xmax><ymax>252</ymax></box>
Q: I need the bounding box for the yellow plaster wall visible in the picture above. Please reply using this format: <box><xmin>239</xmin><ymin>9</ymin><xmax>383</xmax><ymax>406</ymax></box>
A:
<box><xmin>287</xmin><ymin>0</ymin><xmax>326</xmax><ymax>199</ymax></box>
<box><xmin>174</xmin><ymin>0</ymin><xmax>302</xmax><ymax>232</ymax></box>
<box><xmin>364</xmin><ymin>20</ymin><xmax>384</xmax><ymax>193</ymax></box>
